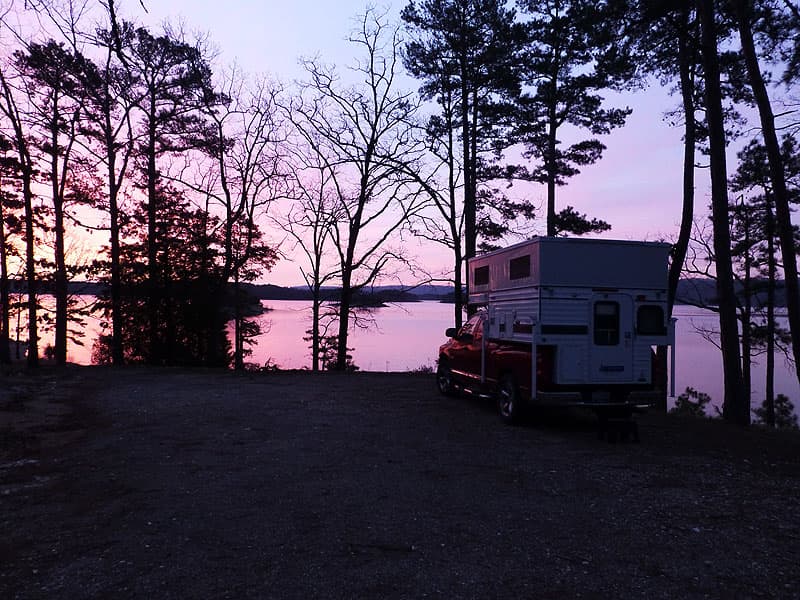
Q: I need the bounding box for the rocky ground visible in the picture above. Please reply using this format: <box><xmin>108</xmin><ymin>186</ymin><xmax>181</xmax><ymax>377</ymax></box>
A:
<box><xmin>2</xmin><ymin>366</ymin><xmax>799</xmax><ymax>599</ymax></box>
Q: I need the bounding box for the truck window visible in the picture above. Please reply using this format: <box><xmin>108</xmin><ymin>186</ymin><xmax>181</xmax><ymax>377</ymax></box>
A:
<box><xmin>637</xmin><ymin>305</ymin><xmax>666</xmax><ymax>335</ymax></box>
<box><xmin>594</xmin><ymin>301</ymin><xmax>620</xmax><ymax>346</ymax></box>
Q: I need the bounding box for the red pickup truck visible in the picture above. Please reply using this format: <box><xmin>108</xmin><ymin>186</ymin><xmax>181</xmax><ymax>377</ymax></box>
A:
<box><xmin>438</xmin><ymin>238</ymin><xmax>673</xmax><ymax>424</ymax></box>
<box><xmin>437</xmin><ymin>310</ymin><xmax>665</xmax><ymax>424</ymax></box>
<box><xmin>436</xmin><ymin>310</ymin><xmax>551</xmax><ymax>423</ymax></box>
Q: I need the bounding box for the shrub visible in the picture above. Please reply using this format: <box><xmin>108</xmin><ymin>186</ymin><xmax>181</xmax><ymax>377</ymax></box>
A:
<box><xmin>753</xmin><ymin>394</ymin><xmax>799</xmax><ymax>430</ymax></box>
<box><xmin>669</xmin><ymin>387</ymin><xmax>712</xmax><ymax>418</ymax></box>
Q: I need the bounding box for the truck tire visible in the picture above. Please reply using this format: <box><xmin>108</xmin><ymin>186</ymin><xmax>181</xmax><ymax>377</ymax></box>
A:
<box><xmin>497</xmin><ymin>374</ymin><xmax>523</xmax><ymax>424</ymax></box>
<box><xmin>436</xmin><ymin>361</ymin><xmax>457</xmax><ymax>396</ymax></box>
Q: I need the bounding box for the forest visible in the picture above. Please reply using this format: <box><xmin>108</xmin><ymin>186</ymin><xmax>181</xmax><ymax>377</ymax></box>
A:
<box><xmin>0</xmin><ymin>0</ymin><xmax>798</xmax><ymax>427</ymax></box>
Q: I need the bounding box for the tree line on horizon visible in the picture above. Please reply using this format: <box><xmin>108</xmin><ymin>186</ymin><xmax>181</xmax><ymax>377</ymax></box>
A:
<box><xmin>0</xmin><ymin>0</ymin><xmax>798</xmax><ymax>427</ymax></box>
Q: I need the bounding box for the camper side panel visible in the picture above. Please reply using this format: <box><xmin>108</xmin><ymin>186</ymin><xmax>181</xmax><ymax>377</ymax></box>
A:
<box><xmin>538</xmin><ymin>240</ymin><xmax>669</xmax><ymax>290</ymax></box>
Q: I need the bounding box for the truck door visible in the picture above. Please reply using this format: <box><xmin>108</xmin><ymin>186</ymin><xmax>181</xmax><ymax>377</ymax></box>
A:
<box><xmin>449</xmin><ymin>313</ymin><xmax>484</xmax><ymax>384</ymax></box>
<box><xmin>590</xmin><ymin>294</ymin><xmax>634</xmax><ymax>384</ymax></box>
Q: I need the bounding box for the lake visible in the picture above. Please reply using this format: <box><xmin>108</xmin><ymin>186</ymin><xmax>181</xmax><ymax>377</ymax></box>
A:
<box><xmin>246</xmin><ymin>301</ymin><xmax>800</xmax><ymax>411</ymax></box>
<box><xmin>34</xmin><ymin>298</ymin><xmax>800</xmax><ymax>411</ymax></box>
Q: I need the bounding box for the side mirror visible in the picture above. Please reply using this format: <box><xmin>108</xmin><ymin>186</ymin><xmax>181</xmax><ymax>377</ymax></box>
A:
<box><xmin>445</xmin><ymin>327</ymin><xmax>458</xmax><ymax>338</ymax></box>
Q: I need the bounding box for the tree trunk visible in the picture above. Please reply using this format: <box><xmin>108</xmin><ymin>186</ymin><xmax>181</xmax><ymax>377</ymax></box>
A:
<box><xmin>50</xmin><ymin>118</ymin><xmax>68</xmax><ymax>365</ymax></box>
<box><xmin>447</xmin><ymin>116</ymin><xmax>464</xmax><ymax>330</ymax></box>
<box><xmin>0</xmin><ymin>190</ymin><xmax>10</xmax><ymax>365</ymax></box>
<box><xmin>733</xmin><ymin>0</ymin><xmax>800</xmax><ymax>392</ymax></box>
<box><xmin>53</xmin><ymin>197</ymin><xmax>68</xmax><ymax>365</ymax></box>
<box><xmin>461</xmin><ymin>68</ymin><xmax>476</xmax><ymax>297</ymax></box>
<box><xmin>698</xmin><ymin>0</ymin><xmax>747</xmax><ymax>424</ymax></box>
<box><xmin>311</xmin><ymin>289</ymin><xmax>321</xmax><ymax>372</ymax></box>
<box><xmin>668</xmin><ymin>13</ymin><xmax>696</xmax><ymax>316</ymax></box>
<box><xmin>23</xmin><ymin>166</ymin><xmax>38</xmax><ymax>368</ymax></box>
<box><xmin>335</xmin><ymin>266</ymin><xmax>353</xmax><ymax>371</ymax></box>
<box><xmin>657</xmin><ymin>14</ymin><xmax>697</xmax><ymax>413</ymax></box>
<box><xmin>108</xmin><ymin>150</ymin><xmax>124</xmax><ymax>365</ymax></box>
<box><xmin>453</xmin><ymin>250</ymin><xmax>464</xmax><ymax>330</ymax></box>
<box><xmin>741</xmin><ymin>209</ymin><xmax>753</xmax><ymax>404</ymax></box>
<box><xmin>146</xmin><ymin>105</ymin><xmax>161</xmax><ymax>365</ymax></box>
<box><xmin>234</xmin><ymin>274</ymin><xmax>244</xmax><ymax>371</ymax></box>
<box><xmin>765</xmin><ymin>192</ymin><xmax>776</xmax><ymax>427</ymax></box>
<box><xmin>546</xmin><ymin>106</ymin><xmax>558</xmax><ymax>237</ymax></box>
<box><xmin>47</xmin><ymin>94</ymin><xmax>68</xmax><ymax>365</ymax></box>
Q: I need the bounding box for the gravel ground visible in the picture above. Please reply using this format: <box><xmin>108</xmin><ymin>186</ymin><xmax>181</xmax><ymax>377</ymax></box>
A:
<box><xmin>2</xmin><ymin>366</ymin><xmax>800</xmax><ymax>599</ymax></box>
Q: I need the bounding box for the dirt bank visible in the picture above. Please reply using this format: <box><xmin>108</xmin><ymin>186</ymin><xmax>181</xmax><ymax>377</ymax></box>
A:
<box><xmin>2</xmin><ymin>367</ymin><xmax>799</xmax><ymax>598</ymax></box>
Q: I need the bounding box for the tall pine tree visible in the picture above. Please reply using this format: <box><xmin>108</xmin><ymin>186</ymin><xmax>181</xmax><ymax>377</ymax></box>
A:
<box><xmin>402</xmin><ymin>0</ymin><xmax>525</xmax><ymax>306</ymax></box>
<box><xmin>516</xmin><ymin>0</ymin><xmax>633</xmax><ymax>237</ymax></box>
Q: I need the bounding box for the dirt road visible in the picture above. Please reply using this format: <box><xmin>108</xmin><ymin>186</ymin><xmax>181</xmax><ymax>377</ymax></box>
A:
<box><xmin>2</xmin><ymin>367</ymin><xmax>800</xmax><ymax>598</ymax></box>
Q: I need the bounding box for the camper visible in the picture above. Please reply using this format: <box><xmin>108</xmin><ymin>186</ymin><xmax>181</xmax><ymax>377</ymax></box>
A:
<box><xmin>436</xmin><ymin>237</ymin><xmax>675</xmax><ymax>423</ymax></box>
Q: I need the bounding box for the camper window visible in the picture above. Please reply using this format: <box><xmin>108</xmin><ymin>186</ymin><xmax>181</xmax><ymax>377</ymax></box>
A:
<box><xmin>473</xmin><ymin>265</ymin><xmax>489</xmax><ymax>286</ymax></box>
<box><xmin>594</xmin><ymin>302</ymin><xmax>620</xmax><ymax>345</ymax></box>
<box><xmin>637</xmin><ymin>305</ymin><xmax>666</xmax><ymax>335</ymax></box>
<box><xmin>509</xmin><ymin>255</ymin><xmax>531</xmax><ymax>280</ymax></box>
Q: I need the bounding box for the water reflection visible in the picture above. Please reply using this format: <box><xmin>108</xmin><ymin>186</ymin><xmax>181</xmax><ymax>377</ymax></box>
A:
<box><xmin>245</xmin><ymin>301</ymin><xmax>799</xmax><ymax>409</ymax></box>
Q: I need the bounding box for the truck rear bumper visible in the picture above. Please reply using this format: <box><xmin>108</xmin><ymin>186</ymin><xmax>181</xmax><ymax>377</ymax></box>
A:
<box><xmin>534</xmin><ymin>389</ymin><xmax>661</xmax><ymax>409</ymax></box>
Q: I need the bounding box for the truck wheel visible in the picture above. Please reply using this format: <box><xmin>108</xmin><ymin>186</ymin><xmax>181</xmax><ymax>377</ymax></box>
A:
<box><xmin>497</xmin><ymin>374</ymin><xmax>523</xmax><ymax>424</ymax></box>
<box><xmin>436</xmin><ymin>362</ymin><xmax>457</xmax><ymax>396</ymax></box>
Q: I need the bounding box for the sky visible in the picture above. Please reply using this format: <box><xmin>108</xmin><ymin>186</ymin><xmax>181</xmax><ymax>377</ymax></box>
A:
<box><xmin>134</xmin><ymin>0</ymin><xmax>698</xmax><ymax>287</ymax></box>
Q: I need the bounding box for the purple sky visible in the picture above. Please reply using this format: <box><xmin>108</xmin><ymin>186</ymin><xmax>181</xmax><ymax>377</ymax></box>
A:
<box><xmin>139</xmin><ymin>1</ymin><xmax>703</xmax><ymax>286</ymax></box>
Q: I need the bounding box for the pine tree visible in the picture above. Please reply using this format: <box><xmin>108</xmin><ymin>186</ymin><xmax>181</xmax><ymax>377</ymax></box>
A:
<box><xmin>0</xmin><ymin>134</ymin><xmax>24</xmax><ymax>364</ymax></box>
<box><xmin>14</xmin><ymin>40</ymin><xmax>87</xmax><ymax>365</ymax></box>
<box><xmin>122</xmin><ymin>25</ymin><xmax>217</xmax><ymax>364</ymax></box>
<box><xmin>402</xmin><ymin>0</ymin><xmax>526</xmax><ymax>299</ymax></box>
<box><xmin>516</xmin><ymin>0</ymin><xmax>633</xmax><ymax>237</ymax></box>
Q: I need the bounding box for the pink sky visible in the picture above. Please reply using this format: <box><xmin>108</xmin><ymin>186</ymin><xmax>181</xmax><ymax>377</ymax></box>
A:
<box><xmin>138</xmin><ymin>1</ymin><xmax>701</xmax><ymax>287</ymax></box>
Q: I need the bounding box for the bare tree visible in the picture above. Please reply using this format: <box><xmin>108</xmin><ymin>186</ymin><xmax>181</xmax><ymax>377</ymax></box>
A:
<box><xmin>286</xmin><ymin>8</ymin><xmax>429</xmax><ymax>370</ymax></box>
<box><xmin>277</xmin><ymin>145</ymin><xmax>340</xmax><ymax>371</ymax></box>
<box><xmin>186</xmin><ymin>68</ymin><xmax>284</xmax><ymax>369</ymax></box>
<box><xmin>401</xmin><ymin>92</ymin><xmax>466</xmax><ymax>329</ymax></box>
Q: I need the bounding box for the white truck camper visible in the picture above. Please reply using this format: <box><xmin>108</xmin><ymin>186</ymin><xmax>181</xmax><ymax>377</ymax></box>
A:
<box><xmin>437</xmin><ymin>236</ymin><xmax>676</xmax><ymax>424</ymax></box>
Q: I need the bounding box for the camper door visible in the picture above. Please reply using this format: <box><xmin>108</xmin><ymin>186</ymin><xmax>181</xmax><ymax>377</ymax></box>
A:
<box><xmin>590</xmin><ymin>294</ymin><xmax>634</xmax><ymax>383</ymax></box>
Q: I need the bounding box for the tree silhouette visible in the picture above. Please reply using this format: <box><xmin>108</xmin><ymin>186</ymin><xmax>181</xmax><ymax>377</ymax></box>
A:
<box><xmin>92</xmin><ymin>183</ymin><xmax>231</xmax><ymax>366</ymax></box>
<box><xmin>279</xmin><ymin>146</ymin><xmax>340</xmax><ymax>371</ymax></box>
<box><xmin>194</xmin><ymin>70</ymin><xmax>284</xmax><ymax>370</ymax></box>
<box><xmin>402</xmin><ymin>0</ymin><xmax>524</xmax><ymax>273</ymax></box>
<box><xmin>0</xmin><ymin>55</ymin><xmax>39</xmax><ymax>367</ymax></box>
<box><xmin>515</xmin><ymin>0</ymin><xmax>632</xmax><ymax>237</ymax></box>
<box><xmin>730</xmin><ymin>0</ymin><xmax>800</xmax><ymax>398</ymax></box>
<box><xmin>79</xmin><ymin>7</ymin><xmax>139</xmax><ymax>365</ymax></box>
<box><xmin>288</xmin><ymin>9</ymin><xmax>428</xmax><ymax>370</ymax></box>
<box><xmin>698</xmin><ymin>0</ymin><xmax>748</xmax><ymax>425</ymax></box>
<box><xmin>14</xmin><ymin>40</ymin><xmax>88</xmax><ymax>365</ymax></box>
<box><xmin>123</xmin><ymin>24</ymin><xmax>217</xmax><ymax>364</ymax></box>
<box><xmin>730</xmin><ymin>135</ymin><xmax>800</xmax><ymax>427</ymax></box>
<box><xmin>0</xmin><ymin>134</ymin><xmax>24</xmax><ymax>364</ymax></box>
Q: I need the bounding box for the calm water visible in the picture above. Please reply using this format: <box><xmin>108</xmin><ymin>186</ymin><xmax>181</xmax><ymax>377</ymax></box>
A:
<box><xmin>40</xmin><ymin>298</ymin><xmax>800</xmax><ymax>409</ymax></box>
<box><xmin>245</xmin><ymin>301</ymin><xmax>800</xmax><ymax>409</ymax></box>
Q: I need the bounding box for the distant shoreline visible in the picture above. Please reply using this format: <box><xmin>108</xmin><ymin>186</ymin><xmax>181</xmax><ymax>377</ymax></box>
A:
<box><xmin>6</xmin><ymin>277</ymin><xmax>788</xmax><ymax>308</ymax></box>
